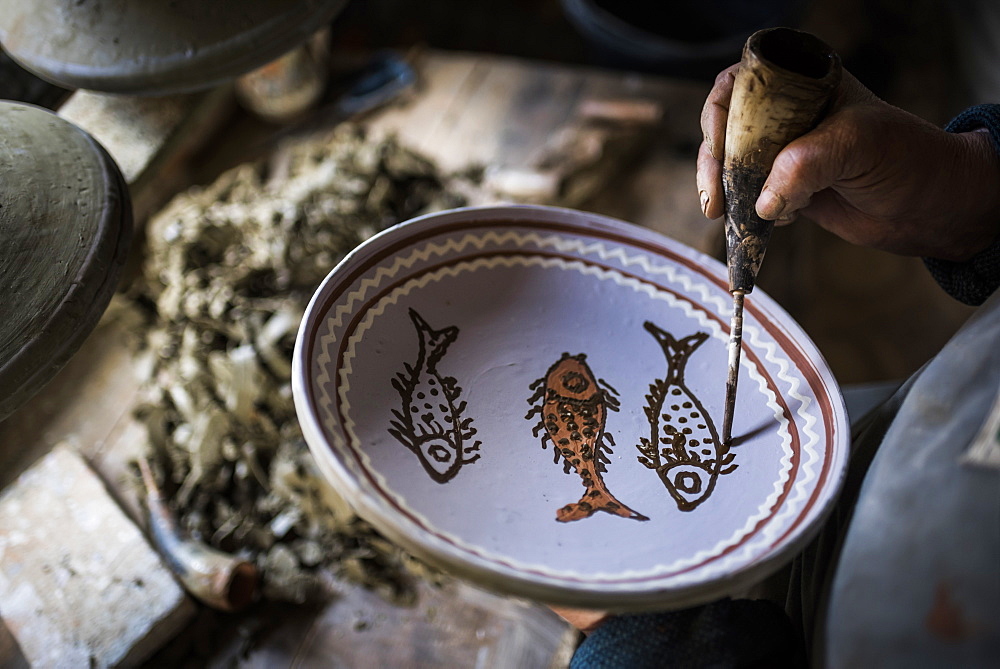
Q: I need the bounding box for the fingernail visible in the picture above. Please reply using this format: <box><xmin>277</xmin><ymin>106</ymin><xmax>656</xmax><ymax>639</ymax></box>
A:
<box><xmin>757</xmin><ymin>188</ymin><xmax>787</xmax><ymax>220</ymax></box>
<box><xmin>699</xmin><ymin>190</ymin><xmax>709</xmax><ymax>216</ymax></box>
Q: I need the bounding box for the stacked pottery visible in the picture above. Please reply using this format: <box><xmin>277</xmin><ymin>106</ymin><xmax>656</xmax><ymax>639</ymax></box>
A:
<box><xmin>0</xmin><ymin>102</ymin><xmax>132</xmax><ymax>421</ymax></box>
<box><xmin>0</xmin><ymin>2</ymin><xmax>354</xmax><ymax>420</ymax></box>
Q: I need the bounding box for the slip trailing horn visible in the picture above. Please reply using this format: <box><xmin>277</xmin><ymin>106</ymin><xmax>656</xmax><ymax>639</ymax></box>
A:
<box><xmin>720</xmin><ymin>28</ymin><xmax>841</xmax><ymax>446</ymax></box>
<box><xmin>723</xmin><ymin>27</ymin><xmax>842</xmax><ymax>294</ymax></box>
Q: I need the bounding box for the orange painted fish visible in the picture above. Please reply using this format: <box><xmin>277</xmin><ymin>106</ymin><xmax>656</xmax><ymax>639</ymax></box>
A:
<box><xmin>389</xmin><ymin>309</ymin><xmax>481</xmax><ymax>484</ymax></box>
<box><xmin>527</xmin><ymin>353</ymin><xmax>648</xmax><ymax>523</ymax></box>
<box><xmin>637</xmin><ymin>322</ymin><xmax>736</xmax><ymax>511</ymax></box>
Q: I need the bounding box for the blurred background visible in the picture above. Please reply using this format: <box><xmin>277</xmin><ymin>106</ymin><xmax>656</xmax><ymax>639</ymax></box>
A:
<box><xmin>0</xmin><ymin>0</ymin><xmax>988</xmax><ymax>384</ymax></box>
<box><xmin>318</xmin><ymin>0</ymin><xmax>990</xmax><ymax>386</ymax></box>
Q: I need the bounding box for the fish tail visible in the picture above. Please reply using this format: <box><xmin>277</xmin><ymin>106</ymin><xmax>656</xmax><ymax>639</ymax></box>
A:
<box><xmin>556</xmin><ymin>485</ymin><xmax>649</xmax><ymax>522</ymax></box>
<box><xmin>557</xmin><ymin>464</ymin><xmax>648</xmax><ymax>522</ymax></box>
<box><xmin>409</xmin><ymin>308</ymin><xmax>458</xmax><ymax>365</ymax></box>
<box><xmin>643</xmin><ymin>322</ymin><xmax>709</xmax><ymax>383</ymax></box>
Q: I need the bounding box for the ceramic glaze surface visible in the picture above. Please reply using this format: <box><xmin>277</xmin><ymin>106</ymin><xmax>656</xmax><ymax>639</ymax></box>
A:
<box><xmin>293</xmin><ymin>205</ymin><xmax>849</xmax><ymax>609</ymax></box>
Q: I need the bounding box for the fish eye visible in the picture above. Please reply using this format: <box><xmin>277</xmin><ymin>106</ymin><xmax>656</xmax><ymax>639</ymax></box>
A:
<box><xmin>561</xmin><ymin>371</ymin><xmax>590</xmax><ymax>393</ymax></box>
<box><xmin>674</xmin><ymin>471</ymin><xmax>702</xmax><ymax>494</ymax></box>
<box><xmin>428</xmin><ymin>444</ymin><xmax>452</xmax><ymax>462</ymax></box>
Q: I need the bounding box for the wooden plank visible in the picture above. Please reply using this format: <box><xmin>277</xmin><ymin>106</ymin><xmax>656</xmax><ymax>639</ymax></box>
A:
<box><xmin>368</xmin><ymin>52</ymin><xmax>716</xmax><ymax>253</ymax></box>
<box><xmin>59</xmin><ymin>86</ymin><xmax>236</xmax><ymax>223</ymax></box>
<box><xmin>0</xmin><ymin>445</ymin><xmax>195</xmax><ymax>667</ymax></box>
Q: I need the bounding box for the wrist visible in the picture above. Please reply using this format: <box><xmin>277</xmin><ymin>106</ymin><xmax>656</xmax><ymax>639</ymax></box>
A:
<box><xmin>947</xmin><ymin>128</ymin><xmax>1000</xmax><ymax>261</ymax></box>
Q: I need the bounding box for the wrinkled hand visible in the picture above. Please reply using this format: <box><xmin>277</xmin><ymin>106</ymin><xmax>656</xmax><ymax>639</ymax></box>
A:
<box><xmin>696</xmin><ymin>65</ymin><xmax>1000</xmax><ymax>261</ymax></box>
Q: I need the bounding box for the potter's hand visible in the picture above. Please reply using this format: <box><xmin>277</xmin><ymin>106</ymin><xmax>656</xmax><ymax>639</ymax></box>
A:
<box><xmin>696</xmin><ymin>65</ymin><xmax>1000</xmax><ymax>262</ymax></box>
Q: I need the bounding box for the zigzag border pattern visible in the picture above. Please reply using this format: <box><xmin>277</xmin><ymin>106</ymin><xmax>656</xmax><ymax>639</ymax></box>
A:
<box><xmin>311</xmin><ymin>230</ymin><xmax>825</xmax><ymax>584</ymax></box>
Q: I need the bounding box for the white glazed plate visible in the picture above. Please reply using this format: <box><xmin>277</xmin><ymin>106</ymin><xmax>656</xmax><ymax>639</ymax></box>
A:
<box><xmin>292</xmin><ymin>205</ymin><xmax>849</xmax><ymax>610</ymax></box>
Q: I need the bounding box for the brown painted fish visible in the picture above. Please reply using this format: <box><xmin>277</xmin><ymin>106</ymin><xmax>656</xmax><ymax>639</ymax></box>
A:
<box><xmin>527</xmin><ymin>353</ymin><xmax>648</xmax><ymax>523</ymax></box>
<box><xmin>637</xmin><ymin>322</ymin><xmax>736</xmax><ymax>511</ymax></box>
<box><xmin>388</xmin><ymin>308</ymin><xmax>481</xmax><ymax>484</ymax></box>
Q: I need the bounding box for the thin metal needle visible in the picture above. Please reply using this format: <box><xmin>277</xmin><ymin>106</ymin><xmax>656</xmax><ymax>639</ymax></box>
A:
<box><xmin>722</xmin><ymin>290</ymin><xmax>745</xmax><ymax>446</ymax></box>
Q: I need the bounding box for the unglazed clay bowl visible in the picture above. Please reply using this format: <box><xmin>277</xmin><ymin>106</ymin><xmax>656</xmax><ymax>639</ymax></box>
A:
<box><xmin>0</xmin><ymin>101</ymin><xmax>131</xmax><ymax>422</ymax></box>
<box><xmin>0</xmin><ymin>0</ymin><xmax>348</xmax><ymax>95</ymax></box>
<box><xmin>292</xmin><ymin>204</ymin><xmax>849</xmax><ymax>611</ymax></box>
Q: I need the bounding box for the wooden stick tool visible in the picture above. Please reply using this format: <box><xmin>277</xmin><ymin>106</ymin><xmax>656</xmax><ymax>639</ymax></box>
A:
<box><xmin>721</xmin><ymin>28</ymin><xmax>842</xmax><ymax>446</ymax></box>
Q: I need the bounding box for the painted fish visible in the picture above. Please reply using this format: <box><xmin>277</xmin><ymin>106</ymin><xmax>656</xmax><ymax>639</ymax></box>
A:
<box><xmin>636</xmin><ymin>322</ymin><xmax>736</xmax><ymax>511</ymax></box>
<box><xmin>388</xmin><ymin>308</ymin><xmax>481</xmax><ymax>484</ymax></box>
<box><xmin>527</xmin><ymin>353</ymin><xmax>648</xmax><ymax>523</ymax></box>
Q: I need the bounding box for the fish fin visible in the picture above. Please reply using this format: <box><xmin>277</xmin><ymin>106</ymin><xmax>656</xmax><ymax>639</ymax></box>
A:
<box><xmin>637</xmin><ymin>437</ymin><xmax>658</xmax><ymax>461</ymax></box>
<box><xmin>387</xmin><ymin>427</ymin><xmax>412</xmax><ymax>448</ymax></box>
<box><xmin>598</xmin><ymin>377</ymin><xmax>620</xmax><ymax>397</ymax></box>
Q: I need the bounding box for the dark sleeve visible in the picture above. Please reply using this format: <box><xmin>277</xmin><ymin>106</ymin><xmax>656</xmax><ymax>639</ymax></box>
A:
<box><xmin>922</xmin><ymin>104</ymin><xmax>1000</xmax><ymax>306</ymax></box>
<box><xmin>569</xmin><ymin>598</ymin><xmax>805</xmax><ymax>669</ymax></box>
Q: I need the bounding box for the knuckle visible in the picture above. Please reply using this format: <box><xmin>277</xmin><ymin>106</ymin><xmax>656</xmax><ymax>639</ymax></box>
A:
<box><xmin>714</xmin><ymin>64</ymin><xmax>738</xmax><ymax>88</ymax></box>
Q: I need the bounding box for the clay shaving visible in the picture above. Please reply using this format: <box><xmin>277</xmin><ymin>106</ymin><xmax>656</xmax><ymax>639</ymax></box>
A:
<box><xmin>131</xmin><ymin>125</ymin><xmax>478</xmax><ymax>604</ymax></box>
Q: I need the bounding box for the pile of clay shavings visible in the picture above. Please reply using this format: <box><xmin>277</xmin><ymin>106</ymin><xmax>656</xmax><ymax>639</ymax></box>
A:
<box><xmin>130</xmin><ymin>125</ymin><xmax>479</xmax><ymax>605</ymax></box>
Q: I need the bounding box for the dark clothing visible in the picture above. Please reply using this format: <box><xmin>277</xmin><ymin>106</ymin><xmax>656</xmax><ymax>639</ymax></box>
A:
<box><xmin>570</xmin><ymin>599</ymin><xmax>804</xmax><ymax>668</ymax></box>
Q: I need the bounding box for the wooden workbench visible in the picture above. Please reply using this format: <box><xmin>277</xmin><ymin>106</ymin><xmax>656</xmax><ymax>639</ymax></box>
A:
<box><xmin>0</xmin><ymin>50</ymin><xmax>714</xmax><ymax>667</ymax></box>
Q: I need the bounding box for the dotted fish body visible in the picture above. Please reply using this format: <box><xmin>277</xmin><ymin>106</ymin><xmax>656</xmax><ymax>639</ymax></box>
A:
<box><xmin>388</xmin><ymin>309</ymin><xmax>481</xmax><ymax>483</ymax></box>
<box><xmin>637</xmin><ymin>322</ymin><xmax>736</xmax><ymax>511</ymax></box>
<box><xmin>527</xmin><ymin>353</ymin><xmax>647</xmax><ymax>523</ymax></box>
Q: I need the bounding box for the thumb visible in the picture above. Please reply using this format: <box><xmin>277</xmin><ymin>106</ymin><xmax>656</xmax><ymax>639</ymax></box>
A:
<box><xmin>756</xmin><ymin>119</ymin><xmax>857</xmax><ymax>221</ymax></box>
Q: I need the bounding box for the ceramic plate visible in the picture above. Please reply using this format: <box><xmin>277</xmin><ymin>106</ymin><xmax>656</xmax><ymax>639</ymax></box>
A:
<box><xmin>293</xmin><ymin>205</ymin><xmax>849</xmax><ymax>610</ymax></box>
